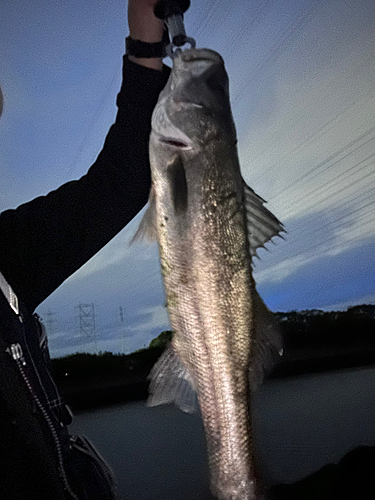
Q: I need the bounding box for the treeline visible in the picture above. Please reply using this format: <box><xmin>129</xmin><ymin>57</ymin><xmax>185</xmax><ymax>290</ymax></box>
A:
<box><xmin>51</xmin><ymin>331</ymin><xmax>173</xmax><ymax>409</ymax></box>
<box><xmin>51</xmin><ymin>306</ymin><xmax>375</xmax><ymax>379</ymax></box>
<box><xmin>276</xmin><ymin>304</ymin><xmax>375</xmax><ymax>350</ymax></box>
<box><xmin>51</xmin><ymin>306</ymin><xmax>375</xmax><ymax>409</ymax></box>
<box><xmin>271</xmin><ymin>304</ymin><xmax>375</xmax><ymax>377</ymax></box>
<box><xmin>53</xmin><ymin>330</ymin><xmax>173</xmax><ymax>382</ymax></box>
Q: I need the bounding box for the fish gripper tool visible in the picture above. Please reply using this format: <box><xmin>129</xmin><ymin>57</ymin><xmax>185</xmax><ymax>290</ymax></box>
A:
<box><xmin>154</xmin><ymin>0</ymin><xmax>196</xmax><ymax>58</ymax></box>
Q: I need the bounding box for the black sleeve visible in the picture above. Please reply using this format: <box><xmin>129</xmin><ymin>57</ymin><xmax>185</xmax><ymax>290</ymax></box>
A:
<box><xmin>0</xmin><ymin>56</ymin><xmax>170</xmax><ymax>312</ymax></box>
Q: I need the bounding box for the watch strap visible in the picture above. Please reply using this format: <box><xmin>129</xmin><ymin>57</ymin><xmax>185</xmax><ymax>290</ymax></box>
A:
<box><xmin>126</xmin><ymin>32</ymin><xmax>169</xmax><ymax>58</ymax></box>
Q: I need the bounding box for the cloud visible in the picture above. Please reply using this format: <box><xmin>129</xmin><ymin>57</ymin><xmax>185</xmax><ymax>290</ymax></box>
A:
<box><xmin>236</xmin><ymin>1</ymin><xmax>375</xmax><ymax>241</ymax></box>
<box><xmin>233</xmin><ymin>2</ymin><xmax>375</xmax><ymax>295</ymax></box>
<box><xmin>128</xmin><ymin>305</ymin><xmax>170</xmax><ymax>334</ymax></box>
<box><xmin>15</xmin><ymin>0</ymin><xmax>375</xmax><ymax>348</ymax></box>
<box><xmin>66</xmin><ymin>211</ymin><xmax>159</xmax><ymax>284</ymax></box>
<box><xmin>321</xmin><ymin>293</ymin><xmax>375</xmax><ymax>312</ymax></box>
<box><xmin>254</xmin><ymin>200</ymin><xmax>375</xmax><ymax>287</ymax></box>
<box><xmin>255</xmin><ymin>253</ymin><xmax>317</xmax><ymax>285</ymax></box>
<box><xmin>66</xmin><ymin>234</ymin><xmax>134</xmax><ymax>282</ymax></box>
<box><xmin>333</xmin><ymin>215</ymin><xmax>375</xmax><ymax>248</ymax></box>
<box><xmin>50</xmin><ymin>318</ymin><xmax>169</xmax><ymax>359</ymax></box>
<box><xmin>255</xmin><ymin>224</ymin><xmax>375</xmax><ymax>286</ymax></box>
<box><xmin>47</xmin><ymin>301</ymin><xmax>170</xmax><ymax>359</ymax></box>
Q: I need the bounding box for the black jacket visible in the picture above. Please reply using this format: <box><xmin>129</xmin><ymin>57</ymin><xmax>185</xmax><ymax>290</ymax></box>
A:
<box><xmin>0</xmin><ymin>55</ymin><xmax>170</xmax><ymax>500</ymax></box>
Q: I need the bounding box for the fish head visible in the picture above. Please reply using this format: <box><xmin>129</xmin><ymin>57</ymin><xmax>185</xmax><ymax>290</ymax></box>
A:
<box><xmin>151</xmin><ymin>48</ymin><xmax>237</xmax><ymax>152</ymax></box>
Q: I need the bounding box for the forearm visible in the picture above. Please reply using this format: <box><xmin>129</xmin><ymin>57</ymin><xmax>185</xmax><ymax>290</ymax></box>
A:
<box><xmin>127</xmin><ymin>0</ymin><xmax>165</xmax><ymax>71</ymax></box>
<box><xmin>0</xmin><ymin>57</ymin><xmax>170</xmax><ymax>312</ymax></box>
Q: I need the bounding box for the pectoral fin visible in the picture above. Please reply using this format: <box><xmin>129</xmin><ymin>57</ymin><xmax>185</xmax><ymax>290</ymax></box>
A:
<box><xmin>148</xmin><ymin>345</ymin><xmax>198</xmax><ymax>414</ymax></box>
<box><xmin>131</xmin><ymin>186</ymin><xmax>158</xmax><ymax>243</ymax></box>
<box><xmin>167</xmin><ymin>155</ymin><xmax>188</xmax><ymax>215</ymax></box>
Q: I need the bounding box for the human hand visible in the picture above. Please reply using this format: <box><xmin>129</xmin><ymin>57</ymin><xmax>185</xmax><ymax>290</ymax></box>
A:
<box><xmin>128</xmin><ymin>0</ymin><xmax>165</xmax><ymax>70</ymax></box>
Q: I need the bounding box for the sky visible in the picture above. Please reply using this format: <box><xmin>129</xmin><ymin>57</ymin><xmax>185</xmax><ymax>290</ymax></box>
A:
<box><xmin>1</xmin><ymin>0</ymin><xmax>374</xmax><ymax>357</ymax></box>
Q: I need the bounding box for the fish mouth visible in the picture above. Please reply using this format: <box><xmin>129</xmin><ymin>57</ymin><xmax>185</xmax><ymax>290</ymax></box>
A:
<box><xmin>170</xmin><ymin>48</ymin><xmax>229</xmax><ymax>110</ymax></box>
<box><xmin>174</xmin><ymin>49</ymin><xmax>224</xmax><ymax>77</ymax></box>
<box><xmin>173</xmin><ymin>101</ymin><xmax>204</xmax><ymax>111</ymax></box>
<box><xmin>158</xmin><ymin>137</ymin><xmax>191</xmax><ymax>149</ymax></box>
<box><xmin>176</xmin><ymin>48</ymin><xmax>224</xmax><ymax>66</ymax></box>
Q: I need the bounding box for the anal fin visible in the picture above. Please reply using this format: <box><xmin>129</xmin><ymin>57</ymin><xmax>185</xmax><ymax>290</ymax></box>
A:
<box><xmin>249</xmin><ymin>290</ymin><xmax>283</xmax><ymax>391</ymax></box>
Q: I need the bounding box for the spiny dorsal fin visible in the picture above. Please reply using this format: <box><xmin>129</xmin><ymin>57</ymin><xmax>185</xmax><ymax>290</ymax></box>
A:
<box><xmin>243</xmin><ymin>181</ymin><xmax>285</xmax><ymax>258</ymax></box>
<box><xmin>148</xmin><ymin>345</ymin><xmax>198</xmax><ymax>414</ymax></box>
<box><xmin>131</xmin><ymin>186</ymin><xmax>158</xmax><ymax>244</ymax></box>
<box><xmin>249</xmin><ymin>289</ymin><xmax>283</xmax><ymax>391</ymax></box>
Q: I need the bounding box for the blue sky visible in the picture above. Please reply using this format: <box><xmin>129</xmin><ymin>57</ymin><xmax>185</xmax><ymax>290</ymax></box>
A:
<box><xmin>1</xmin><ymin>0</ymin><xmax>374</xmax><ymax>357</ymax></box>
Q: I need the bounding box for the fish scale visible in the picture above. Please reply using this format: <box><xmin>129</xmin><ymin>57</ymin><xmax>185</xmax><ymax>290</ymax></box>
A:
<box><xmin>134</xmin><ymin>47</ymin><xmax>284</xmax><ymax>500</ymax></box>
<box><xmin>194</xmin><ymin>184</ymin><xmax>255</xmax><ymax>499</ymax></box>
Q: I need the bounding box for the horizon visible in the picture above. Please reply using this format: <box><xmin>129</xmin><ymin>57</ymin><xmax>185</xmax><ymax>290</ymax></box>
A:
<box><xmin>1</xmin><ymin>0</ymin><xmax>374</xmax><ymax>358</ymax></box>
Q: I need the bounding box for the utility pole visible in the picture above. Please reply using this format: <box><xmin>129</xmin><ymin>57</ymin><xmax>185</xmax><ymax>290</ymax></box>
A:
<box><xmin>45</xmin><ymin>309</ymin><xmax>56</xmax><ymax>336</ymax></box>
<box><xmin>75</xmin><ymin>303</ymin><xmax>97</xmax><ymax>352</ymax></box>
<box><xmin>119</xmin><ymin>306</ymin><xmax>126</xmax><ymax>354</ymax></box>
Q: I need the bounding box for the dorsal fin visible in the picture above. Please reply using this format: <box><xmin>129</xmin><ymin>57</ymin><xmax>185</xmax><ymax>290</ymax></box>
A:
<box><xmin>243</xmin><ymin>181</ymin><xmax>285</xmax><ymax>258</ymax></box>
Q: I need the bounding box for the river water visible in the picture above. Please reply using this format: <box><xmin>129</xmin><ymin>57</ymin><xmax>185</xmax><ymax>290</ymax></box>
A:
<box><xmin>70</xmin><ymin>366</ymin><xmax>375</xmax><ymax>500</ymax></box>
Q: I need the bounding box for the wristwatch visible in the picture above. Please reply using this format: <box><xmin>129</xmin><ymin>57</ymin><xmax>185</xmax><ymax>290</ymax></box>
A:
<box><xmin>126</xmin><ymin>30</ymin><xmax>169</xmax><ymax>58</ymax></box>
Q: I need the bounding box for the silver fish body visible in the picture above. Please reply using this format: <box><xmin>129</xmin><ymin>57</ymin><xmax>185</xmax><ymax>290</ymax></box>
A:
<box><xmin>135</xmin><ymin>48</ymin><xmax>283</xmax><ymax>500</ymax></box>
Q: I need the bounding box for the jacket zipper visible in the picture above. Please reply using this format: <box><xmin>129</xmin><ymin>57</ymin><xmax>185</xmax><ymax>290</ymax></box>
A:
<box><xmin>8</xmin><ymin>342</ymin><xmax>79</xmax><ymax>500</ymax></box>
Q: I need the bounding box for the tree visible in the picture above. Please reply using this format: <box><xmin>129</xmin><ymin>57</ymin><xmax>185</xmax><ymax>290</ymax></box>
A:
<box><xmin>149</xmin><ymin>330</ymin><xmax>173</xmax><ymax>349</ymax></box>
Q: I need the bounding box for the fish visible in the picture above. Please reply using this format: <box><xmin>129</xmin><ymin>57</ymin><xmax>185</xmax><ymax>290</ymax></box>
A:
<box><xmin>134</xmin><ymin>48</ymin><xmax>284</xmax><ymax>500</ymax></box>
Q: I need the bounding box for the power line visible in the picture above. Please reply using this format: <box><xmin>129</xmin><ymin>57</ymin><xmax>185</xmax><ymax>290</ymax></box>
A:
<box><xmin>285</xmin><ymin>181</ymin><xmax>375</xmax><ymax>236</ymax></box>
<box><xmin>278</xmin><ymin>155</ymin><xmax>375</xmax><ymax>220</ymax></box>
<box><xmin>289</xmin><ymin>212</ymin><xmax>375</xmax><ymax>259</ymax></box>
<box><xmin>225</xmin><ymin>0</ymin><xmax>272</xmax><ymax>58</ymax></box>
<box><xmin>287</xmin><ymin>197</ymin><xmax>375</xmax><ymax>244</ymax></box>
<box><xmin>192</xmin><ymin>0</ymin><xmax>222</xmax><ymax>40</ymax></box>
<box><xmin>232</xmin><ymin>0</ymin><xmax>322</xmax><ymax>107</ymax></box>
<box><xmin>64</xmin><ymin>64</ymin><xmax>121</xmax><ymax>180</ymax></box>
<box><xmin>272</xmin><ymin>128</ymin><xmax>375</xmax><ymax>204</ymax></box>
<box><xmin>243</xmin><ymin>59</ymin><xmax>375</xmax><ymax>169</ymax></box>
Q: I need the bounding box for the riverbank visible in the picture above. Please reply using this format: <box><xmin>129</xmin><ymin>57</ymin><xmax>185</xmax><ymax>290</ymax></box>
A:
<box><xmin>53</xmin><ymin>305</ymin><xmax>375</xmax><ymax>410</ymax></box>
<box><xmin>53</xmin><ymin>347</ymin><xmax>162</xmax><ymax>411</ymax></box>
<box><xmin>53</xmin><ymin>345</ymin><xmax>375</xmax><ymax>412</ymax></box>
<box><xmin>69</xmin><ymin>367</ymin><xmax>375</xmax><ymax>500</ymax></box>
<box><xmin>269</xmin><ymin>445</ymin><xmax>375</xmax><ymax>500</ymax></box>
